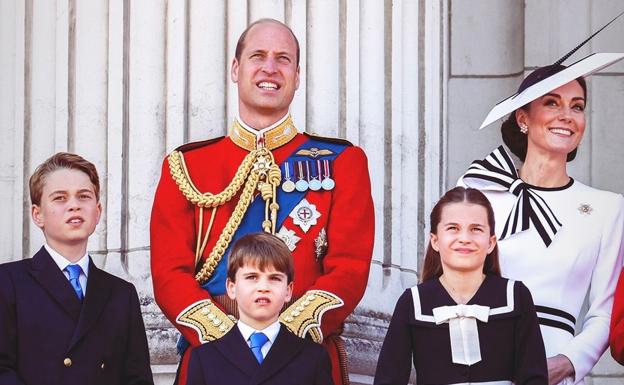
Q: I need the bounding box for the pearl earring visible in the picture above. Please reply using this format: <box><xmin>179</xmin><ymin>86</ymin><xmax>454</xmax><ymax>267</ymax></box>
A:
<box><xmin>519</xmin><ymin>123</ymin><xmax>528</xmax><ymax>134</ymax></box>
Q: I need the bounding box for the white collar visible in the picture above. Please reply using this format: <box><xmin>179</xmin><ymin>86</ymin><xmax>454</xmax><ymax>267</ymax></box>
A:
<box><xmin>237</xmin><ymin>319</ymin><xmax>281</xmax><ymax>345</ymax></box>
<box><xmin>45</xmin><ymin>244</ymin><xmax>90</xmax><ymax>277</ymax></box>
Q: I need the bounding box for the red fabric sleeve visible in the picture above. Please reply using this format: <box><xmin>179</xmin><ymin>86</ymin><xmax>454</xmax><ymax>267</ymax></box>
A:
<box><xmin>150</xmin><ymin>157</ymin><xmax>213</xmax><ymax>347</ymax></box>
<box><xmin>610</xmin><ymin>269</ymin><xmax>624</xmax><ymax>364</ymax></box>
<box><xmin>308</xmin><ymin>146</ymin><xmax>375</xmax><ymax>338</ymax></box>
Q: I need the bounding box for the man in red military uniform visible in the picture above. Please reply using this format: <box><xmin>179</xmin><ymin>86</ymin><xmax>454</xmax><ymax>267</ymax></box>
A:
<box><xmin>150</xmin><ymin>18</ymin><xmax>374</xmax><ymax>385</ymax></box>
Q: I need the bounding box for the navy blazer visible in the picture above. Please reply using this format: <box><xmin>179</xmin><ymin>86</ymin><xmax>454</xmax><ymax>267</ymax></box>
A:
<box><xmin>187</xmin><ymin>324</ymin><xmax>334</xmax><ymax>385</ymax></box>
<box><xmin>0</xmin><ymin>247</ymin><xmax>153</xmax><ymax>385</ymax></box>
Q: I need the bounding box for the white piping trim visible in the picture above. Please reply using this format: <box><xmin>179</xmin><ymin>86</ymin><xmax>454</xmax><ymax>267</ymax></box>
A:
<box><xmin>536</xmin><ymin>311</ymin><xmax>576</xmax><ymax>330</ymax></box>
<box><xmin>489</xmin><ymin>280</ymin><xmax>515</xmax><ymax>316</ymax></box>
<box><xmin>411</xmin><ymin>280</ymin><xmax>516</xmax><ymax>322</ymax></box>
<box><xmin>411</xmin><ymin>286</ymin><xmax>435</xmax><ymax>322</ymax></box>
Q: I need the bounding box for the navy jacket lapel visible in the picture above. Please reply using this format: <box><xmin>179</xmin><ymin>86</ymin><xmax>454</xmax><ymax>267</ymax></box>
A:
<box><xmin>67</xmin><ymin>258</ymin><xmax>113</xmax><ymax>350</ymax></box>
<box><xmin>28</xmin><ymin>247</ymin><xmax>82</xmax><ymax>321</ymax></box>
<box><xmin>215</xmin><ymin>327</ymin><xmax>261</xmax><ymax>378</ymax></box>
<box><xmin>254</xmin><ymin>326</ymin><xmax>306</xmax><ymax>384</ymax></box>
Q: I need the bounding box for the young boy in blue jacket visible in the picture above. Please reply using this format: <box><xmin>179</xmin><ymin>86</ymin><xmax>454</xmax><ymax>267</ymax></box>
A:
<box><xmin>186</xmin><ymin>232</ymin><xmax>334</xmax><ymax>385</ymax></box>
<box><xmin>0</xmin><ymin>152</ymin><xmax>153</xmax><ymax>385</ymax></box>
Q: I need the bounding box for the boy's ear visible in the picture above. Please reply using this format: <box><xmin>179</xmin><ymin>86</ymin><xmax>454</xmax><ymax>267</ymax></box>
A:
<box><xmin>31</xmin><ymin>205</ymin><xmax>44</xmax><ymax>229</ymax></box>
<box><xmin>226</xmin><ymin>277</ymin><xmax>236</xmax><ymax>301</ymax></box>
<box><xmin>96</xmin><ymin>202</ymin><xmax>103</xmax><ymax>224</ymax></box>
<box><xmin>285</xmin><ymin>281</ymin><xmax>293</xmax><ymax>303</ymax></box>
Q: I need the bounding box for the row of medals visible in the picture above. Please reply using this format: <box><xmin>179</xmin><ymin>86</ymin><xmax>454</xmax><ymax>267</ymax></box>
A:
<box><xmin>281</xmin><ymin>159</ymin><xmax>335</xmax><ymax>193</ymax></box>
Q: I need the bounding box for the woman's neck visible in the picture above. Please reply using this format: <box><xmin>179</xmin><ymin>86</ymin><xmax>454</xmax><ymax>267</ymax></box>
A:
<box><xmin>520</xmin><ymin>147</ymin><xmax>569</xmax><ymax>187</ymax></box>
<box><xmin>439</xmin><ymin>270</ymin><xmax>485</xmax><ymax>305</ymax></box>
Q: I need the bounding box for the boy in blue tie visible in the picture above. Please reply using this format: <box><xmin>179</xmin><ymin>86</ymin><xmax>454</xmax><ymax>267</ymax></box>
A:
<box><xmin>0</xmin><ymin>152</ymin><xmax>153</xmax><ymax>385</ymax></box>
<box><xmin>186</xmin><ymin>232</ymin><xmax>334</xmax><ymax>385</ymax></box>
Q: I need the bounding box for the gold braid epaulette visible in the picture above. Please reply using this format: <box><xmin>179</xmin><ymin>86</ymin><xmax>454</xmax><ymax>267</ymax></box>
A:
<box><xmin>167</xmin><ymin>147</ymin><xmax>281</xmax><ymax>284</ymax></box>
<box><xmin>279</xmin><ymin>290</ymin><xmax>344</xmax><ymax>343</ymax></box>
<box><xmin>168</xmin><ymin>150</ymin><xmax>255</xmax><ymax>208</ymax></box>
<box><xmin>178</xmin><ymin>291</ymin><xmax>344</xmax><ymax>343</ymax></box>
<box><xmin>176</xmin><ymin>299</ymin><xmax>236</xmax><ymax>342</ymax></box>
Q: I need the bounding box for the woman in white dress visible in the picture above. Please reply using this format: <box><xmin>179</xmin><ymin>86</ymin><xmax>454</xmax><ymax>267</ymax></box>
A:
<box><xmin>460</xmin><ymin>51</ymin><xmax>624</xmax><ymax>384</ymax></box>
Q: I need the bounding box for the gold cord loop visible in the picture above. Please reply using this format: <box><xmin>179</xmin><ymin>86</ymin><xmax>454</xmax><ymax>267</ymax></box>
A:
<box><xmin>168</xmin><ymin>149</ymin><xmax>256</xmax><ymax>208</ymax></box>
<box><xmin>168</xmin><ymin>146</ymin><xmax>283</xmax><ymax>284</ymax></box>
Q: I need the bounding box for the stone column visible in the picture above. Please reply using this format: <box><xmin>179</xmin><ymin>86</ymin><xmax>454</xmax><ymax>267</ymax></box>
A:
<box><xmin>446</xmin><ymin>0</ymin><xmax>525</xmax><ymax>185</ymax></box>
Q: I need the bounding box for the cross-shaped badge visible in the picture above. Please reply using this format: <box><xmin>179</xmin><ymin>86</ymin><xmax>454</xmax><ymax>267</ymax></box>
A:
<box><xmin>289</xmin><ymin>199</ymin><xmax>321</xmax><ymax>233</ymax></box>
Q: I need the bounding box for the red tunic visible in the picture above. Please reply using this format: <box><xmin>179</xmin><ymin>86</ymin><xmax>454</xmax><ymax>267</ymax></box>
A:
<box><xmin>610</xmin><ymin>269</ymin><xmax>624</xmax><ymax>364</ymax></box>
<box><xmin>150</xmin><ymin>132</ymin><xmax>374</xmax><ymax>385</ymax></box>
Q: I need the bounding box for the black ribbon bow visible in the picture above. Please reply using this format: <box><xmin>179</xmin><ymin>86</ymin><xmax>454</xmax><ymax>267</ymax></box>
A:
<box><xmin>462</xmin><ymin>146</ymin><xmax>562</xmax><ymax>247</ymax></box>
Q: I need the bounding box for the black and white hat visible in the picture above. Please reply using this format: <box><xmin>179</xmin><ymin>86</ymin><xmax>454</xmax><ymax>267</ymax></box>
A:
<box><xmin>479</xmin><ymin>12</ymin><xmax>624</xmax><ymax>130</ymax></box>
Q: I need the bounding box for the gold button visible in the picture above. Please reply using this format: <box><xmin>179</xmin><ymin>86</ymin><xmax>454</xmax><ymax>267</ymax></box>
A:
<box><xmin>63</xmin><ymin>358</ymin><xmax>72</xmax><ymax>367</ymax></box>
<box><xmin>101</xmin><ymin>362</ymin><xmax>105</xmax><ymax>369</ymax></box>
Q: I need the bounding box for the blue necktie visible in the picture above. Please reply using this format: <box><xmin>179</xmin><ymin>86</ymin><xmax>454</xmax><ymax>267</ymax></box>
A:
<box><xmin>249</xmin><ymin>332</ymin><xmax>269</xmax><ymax>364</ymax></box>
<box><xmin>65</xmin><ymin>265</ymin><xmax>84</xmax><ymax>301</ymax></box>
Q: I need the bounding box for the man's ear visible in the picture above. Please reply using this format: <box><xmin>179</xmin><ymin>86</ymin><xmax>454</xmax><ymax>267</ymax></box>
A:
<box><xmin>31</xmin><ymin>205</ymin><xmax>44</xmax><ymax>229</ymax></box>
<box><xmin>295</xmin><ymin>65</ymin><xmax>300</xmax><ymax>90</ymax></box>
<box><xmin>231</xmin><ymin>58</ymin><xmax>240</xmax><ymax>83</ymax></box>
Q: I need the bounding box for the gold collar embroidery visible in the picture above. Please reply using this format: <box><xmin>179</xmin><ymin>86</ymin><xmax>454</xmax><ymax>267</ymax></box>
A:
<box><xmin>229</xmin><ymin>115</ymin><xmax>298</xmax><ymax>151</ymax></box>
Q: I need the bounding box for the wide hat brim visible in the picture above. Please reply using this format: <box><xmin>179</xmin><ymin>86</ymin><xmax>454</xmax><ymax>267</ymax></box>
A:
<box><xmin>479</xmin><ymin>52</ymin><xmax>624</xmax><ymax>129</ymax></box>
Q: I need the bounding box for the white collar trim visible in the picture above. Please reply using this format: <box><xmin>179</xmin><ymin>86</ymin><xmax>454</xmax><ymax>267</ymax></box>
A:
<box><xmin>411</xmin><ymin>280</ymin><xmax>516</xmax><ymax>322</ymax></box>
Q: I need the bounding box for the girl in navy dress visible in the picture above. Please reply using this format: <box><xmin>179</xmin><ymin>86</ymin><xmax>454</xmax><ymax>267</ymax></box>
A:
<box><xmin>374</xmin><ymin>187</ymin><xmax>547</xmax><ymax>385</ymax></box>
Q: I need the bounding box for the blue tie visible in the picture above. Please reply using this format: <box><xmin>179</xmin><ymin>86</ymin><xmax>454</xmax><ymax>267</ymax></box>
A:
<box><xmin>65</xmin><ymin>265</ymin><xmax>84</xmax><ymax>301</ymax></box>
<box><xmin>249</xmin><ymin>332</ymin><xmax>269</xmax><ymax>364</ymax></box>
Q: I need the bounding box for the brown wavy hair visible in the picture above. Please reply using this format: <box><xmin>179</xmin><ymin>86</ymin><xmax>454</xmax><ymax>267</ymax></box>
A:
<box><xmin>421</xmin><ymin>187</ymin><xmax>500</xmax><ymax>282</ymax></box>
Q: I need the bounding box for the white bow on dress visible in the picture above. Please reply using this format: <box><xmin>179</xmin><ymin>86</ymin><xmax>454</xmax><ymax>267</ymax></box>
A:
<box><xmin>432</xmin><ymin>304</ymin><xmax>490</xmax><ymax>365</ymax></box>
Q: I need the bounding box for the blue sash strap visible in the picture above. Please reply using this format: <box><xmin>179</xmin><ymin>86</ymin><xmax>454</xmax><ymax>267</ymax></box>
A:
<box><xmin>201</xmin><ymin>137</ymin><xmax>348</xmax><ymax>296</ymax></box>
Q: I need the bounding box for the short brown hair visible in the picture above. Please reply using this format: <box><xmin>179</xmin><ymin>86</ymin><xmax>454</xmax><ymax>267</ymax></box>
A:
<box><xmin>227</xmin><ymin>232</ymin><xmax>295</xmax><ymax>283</ymax></box>
<box><xmin>234</xmin><ymin>18</ymin><xmax>300</xmax><ymax>66</ymax></box>
<box><xmin>29</xmin><ymin>152</ymin><xmax>100</xmax><ymax>206</ymax></box>
<box><xmin>421</xmin><ymin>187</ymin><xmax>500</xmax><ymax>282</ymax></box>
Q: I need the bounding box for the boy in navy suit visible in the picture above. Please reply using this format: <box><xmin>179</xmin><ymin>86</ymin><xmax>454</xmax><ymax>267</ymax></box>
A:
<box><xmin>0</xmin><ymin>152</ymin><xmax>153</xmax><ymax>385</ymax></box>
<box><xmin>186</xmin><ymin>232</ymin><xmax>334</xmax><ymax>385</ymax></box>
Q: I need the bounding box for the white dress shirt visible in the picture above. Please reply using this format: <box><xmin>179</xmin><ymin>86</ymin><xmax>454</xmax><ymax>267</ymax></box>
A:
<box><xmin>237</xmin><ymin>319</ymin><xmax>281</xmax><ymax>359</ymax></box>
<box><xmin>45</xmin><ymin>244</ymin><xmax>90</xmax><ymax>294</ymax></box>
